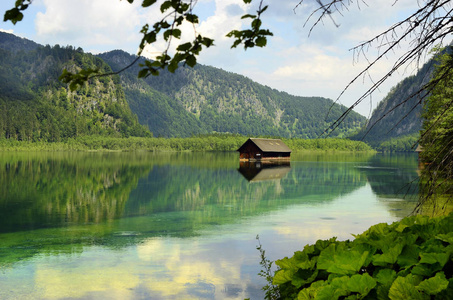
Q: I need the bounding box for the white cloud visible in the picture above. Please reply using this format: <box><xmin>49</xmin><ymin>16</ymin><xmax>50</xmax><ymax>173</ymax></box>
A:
<box><xmin>35</xmin><ymin>0</ymin><xmax>143</xmax><ymax>52</ymax></box>
<box><xmin>0</xmin><ymin>29</ymin><xmax>14</xmax><ymax>34</ymax></box>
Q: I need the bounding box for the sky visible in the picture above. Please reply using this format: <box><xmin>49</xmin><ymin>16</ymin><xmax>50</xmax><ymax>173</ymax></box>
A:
<box><xmin>0</xmin><ymin>0</ymin><xmax>431</xmax><ymax>116</ymax></box>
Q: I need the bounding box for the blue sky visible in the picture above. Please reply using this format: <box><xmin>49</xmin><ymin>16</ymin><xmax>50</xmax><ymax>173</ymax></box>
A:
<box><xmin>0</xmin><ymin>0</ymin><xmax>428</xmax><ymax>116</ymax></box>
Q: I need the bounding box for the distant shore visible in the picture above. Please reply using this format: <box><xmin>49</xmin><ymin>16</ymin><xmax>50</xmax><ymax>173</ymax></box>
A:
<box><xmin>0</xmin><ymin>136</ymin><xmax>375</xmax><ymax>152</ymax></box>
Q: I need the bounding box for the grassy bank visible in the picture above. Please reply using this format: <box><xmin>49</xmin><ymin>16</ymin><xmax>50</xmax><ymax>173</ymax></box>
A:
<box><xmin>0</xmin><ymin>135</ymin><xmax>375</xmax><ymax>152</ymax></box>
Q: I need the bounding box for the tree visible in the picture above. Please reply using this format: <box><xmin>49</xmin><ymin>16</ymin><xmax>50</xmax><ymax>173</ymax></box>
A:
<box><xmin>418</xmin><ymin>48</ymin><xmax>453</xmax><ymax>212</ymax></box>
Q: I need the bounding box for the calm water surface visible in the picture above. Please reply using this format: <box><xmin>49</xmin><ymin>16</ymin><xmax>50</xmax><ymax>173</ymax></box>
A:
<box><xmin>0</xmin><ymin>152</ymin><xmax>419</xmax><ymax>299</ymax></box>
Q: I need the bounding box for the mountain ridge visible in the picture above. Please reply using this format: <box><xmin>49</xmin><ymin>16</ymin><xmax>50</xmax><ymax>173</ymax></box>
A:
<box><xmin>0</xmin><ymin>31</ymin><xmax>150</xmax><ymax>141</ymax></box>
<box><xmin>99</xmin><ymin>49</ymin><xmax>366</xmax><ymax>138</ymax></box>
<box><xmin>1</xmin><ymin>31</ymin><xmax>366</xmax><ymax>139</ymax></box>
<box><xmin>351</xmin><ymin>57</ymin><xmax>435</xmax><ymax>146</ymax></box>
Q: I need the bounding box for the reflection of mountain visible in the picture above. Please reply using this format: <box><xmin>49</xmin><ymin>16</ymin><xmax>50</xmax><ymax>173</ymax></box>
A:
<box><xmin>359</xmin><ymin>153</ymin><xmax>419</xmax><ymax>198</ymax></box>
<box><xmin>0</xmin><ymin>152</ymin><xmax>152</xmax><ymax>233</ymax></box>
<box><xmin>124</xmin><ymin>159</ymin><xmax>368</xmax><ymax>223</ymax></box>
<box><xmin>0</xmin><ymin>152</ymin><xmax>417</xmax><ymax>268</ymax></box>
<box><xmin>238</xmin><ymin>161</ymin><xmax>291</xmax><ymax>182</ymax></box>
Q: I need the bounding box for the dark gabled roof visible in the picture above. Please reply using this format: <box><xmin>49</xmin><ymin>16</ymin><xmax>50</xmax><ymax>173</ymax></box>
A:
<box><xmin>238</xmin><ymin>138</ymin><xmax>292</xmax><ymax>153</ymax></box>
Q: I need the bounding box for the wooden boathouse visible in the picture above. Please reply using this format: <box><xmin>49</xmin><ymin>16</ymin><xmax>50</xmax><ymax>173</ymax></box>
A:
<box><xmin>237</xmin><ymin>138</ymin><xmax>291</xmax><ymax>161</ymax></box>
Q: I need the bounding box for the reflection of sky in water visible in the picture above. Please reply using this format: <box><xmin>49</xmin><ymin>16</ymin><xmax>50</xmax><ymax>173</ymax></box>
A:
<box><xmin>0</xmin><ymin>153</ymin><xmax>419</xmax><ymax>299</ymax></box>
<box><xmin>2</xmin><ymin>184</ymin><xmax>414</xmax><ymax>299</ymax></box>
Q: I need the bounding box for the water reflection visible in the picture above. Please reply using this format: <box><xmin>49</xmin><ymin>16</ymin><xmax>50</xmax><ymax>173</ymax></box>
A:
<box><xmin>0</xmin><ymin>152</ymin><xmax>420</xmax><ymax>299</ymax></box>
<box><xmin>238</xmin><ymin>161</ymin><xmax>291</xmax><ymax>182</ymax></box>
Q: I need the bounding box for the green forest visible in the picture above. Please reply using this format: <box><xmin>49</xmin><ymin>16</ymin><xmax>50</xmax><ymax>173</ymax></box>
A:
<box><xmin>100</xmin><ymin>50</ymin><xmax>366</xmax><ymax>139</ymax></box>
<box><xmin>0</xmin><ymin>41</ymin><xmax>150</xmax><ymax>142</ymax></box>
<box><xmin>0</xmin><ymin>134</ymin><xmax>373</xmax><ymax>152</ymax></box>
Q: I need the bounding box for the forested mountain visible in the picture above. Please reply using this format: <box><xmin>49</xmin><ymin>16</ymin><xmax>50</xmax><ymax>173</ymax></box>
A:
<box><xmin>0</xmin><ymin>31</ymin><xmax>40</xmax><ymax>53</ymax></box>
<box><xmin>352</xmin><ymin>58</ymin><xmax>435</xmax><ymax>146</ymax></box>
<box><xmin>1</xmin><ymin>32</ymin><xmax>366</xmax><ymax>140</ymax></box>
<box><xmin>0</xmin><ymin>32</ymin><xmax>150</xmax><ymax>141</ymax></box>
<box><xmin>99</xmin><ymin>50</ymin><xmax>366</xmax><ymax>138</ymax></box>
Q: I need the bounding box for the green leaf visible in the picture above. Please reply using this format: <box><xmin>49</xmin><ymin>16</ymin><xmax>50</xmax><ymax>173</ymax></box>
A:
<box><xmin>291</xmin><ymin>269</ymin><xmax>319</xmax><ymax>288</ymax></box>
<box><xmin>297</xmin><ymin>280</ymin><xmax>326</xmax><ymax>300</ymax></box>
<box><xmin>375</xmin><ymin>269</ymin><xmax>397</xmax><ymax>300</ymax></box>
<box><xmin>273</xmin><ymin>268</ymin><xmax>296</xmax><ymax>285</ymax></box>
<box><xmin>397</xmin><ymin>244</ymin><xmax>420</xmax><ymax>268</ymax></box>
<box><xmin>255</xmin><ymin>36</ymin><xmax>267</xmax><ymax>47</ymax></box>
<box><xmin>411</xmin><ymin>262</ymin><xmax>442</xmax><ymax>277</ymax></box>
<box><xmin>185</xmin><ymin>13</ymin><xmax>198</xmax><ymax>24</ymax></box>
<box><xmin>314</xmin><ymin>285</ymin><xmax>344</xmax><ymax>300</ymax></box>
<box><xmin>185</xmin><ymin>54</ymin><xmax>196</xmax><ymax>67</ymax></box>
<box><xmin>243</xmin><ymin>0</ymin><xmax>252</xmax><ymax>3</ymax></box>
<box><xmin>4</xmin><ymin>8</ymin><xmax>23</xmax><ymax>24</ymax></box>
<box><xmin>163</xmin><ymin>29</ymin><xmax>181</xmax><ymax>41</ymax></box>
<box><xmin>346</xmin><ymin>274</ymin><xmax>376</xmax><ymax>297</ymax></box>
<box><xmin>258</xmin><ymin>5</ymin><xmax>269</xmax><ymax>14</ymax></box>
<box><xmin>160</xmin><ymin>1</ymin><xmax>171</xmax><ymax>12</ymax></box>
<box><xmin>436</xmin><ymin>232</ymin><xmax>453</xmax><ymax>243</ymax></box>
<box><xmin>372</xmin><ymin>243</ymin><xmax>404</xmax><ymax>266</ymax></box>
<box><xmin>416</xmin><ymin>272</ymin><xmax>449</xmax><ymax>295</ymax></box>
<box><xmin>138</xmin><ymin>68</ymin><xmax>149</xmax><ymax>78</ymax></box>
<box><xmin>419</xmin><ymin>252</ymin><xmax>449</xmax><ymax>267</ymax></box>
<box><xmin>275</xmin><ymin>256</ymin><xmax>298</xmax><ymax>270</ymax></box>
<box><xmin>389</xmin><ymin>275</ymin><xmax>428</xmax><ymax>300</ymax></box>
<box><xmin>329</xmin><ymin>276</ymin><xmax>351</xmax><ymax>298</ymax></box>
<box><xmin>251</xmin><ymin>18</ymin><xmax>262</xmax><ymax>29</ymax></box>
<box><xmin>142</xmin><ymin>0</ymin><xmax>157</xmax><ymax>7</ymax></box>
<box><xmin>317</xmin><ymin>244</ymin><xmax>369</xmax><ymax>275</ymax></box>
<box><xmin>176</xmin><ymin>42</ymin><xmax>192</xmax><ymax>52</ymax></box>
<box><xmin>375</xmin><ymin>269</ymin><xmax>397</xmax><ymax>286</ymax></box>
<box><xmin>200</xmin><ymin>37</ymin><xmax>214</xmax><ymax>47</ymax></box>
<box><xmin>172</xmin><ymin>29</ymin><xmax>181</xmax><ymax>39</ymax></box>
<box><xmin>241</xmin><ymin>14</ymin><xmax>256</xmax><ymax>19</ymax></box>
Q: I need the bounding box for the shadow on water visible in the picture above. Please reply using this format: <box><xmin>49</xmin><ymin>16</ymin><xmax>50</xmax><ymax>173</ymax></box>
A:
<box><xmin>237</xmin><ymin>161</ymin><xmax>291</xmax><ymax>182</ymax></box>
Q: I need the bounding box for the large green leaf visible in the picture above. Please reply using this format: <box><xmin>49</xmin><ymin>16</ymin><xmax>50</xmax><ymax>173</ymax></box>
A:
<box><xmin>317</xmin><ymin>244</ymin><xmax>369</xmax><ymax>275</ymax></box>
<box><xmin>416</xmin><ymin>271</ymin><xmax>449</xmax><ymax>295</ymax></box>
<box><xmin>315</xmin><ymin>276</ymin><xmax>350</xmax><ymax>300</ymax></box>
<box><xmin>419</xmin><ymin>252</ymin><xmax>449</xmax><ymax>267</ymax></box>
<box><xmin>372</xmin><ymin>243</ymin><xmax>404</xmax><ymax>266</ymax></box>
<box><xmin>375</xmin><ymin>269</ymin><xmax>397</xmax><ymax>285</ymax></box>
<box><xmin>397</xmin><ymin>244</ymin><xmax>420</xmax><ymax>268</ymax></box>
<box><xmin>389</xmin><ymin>275</ymin><xmax>428</xmax><ymax>300</ymax></box>
<box><xmin>273</xmin><ymin>268</ymin><xmax>296</xmax><ymax>285</ymax></box>
<box><xmin>411</xmin><ymin>262</ymin><xmax>443</xmax><ymax>277</ymax></box>
<box><xmin>291</xmin><ymin>269</ymin><xmax>319</xmax><ymax>288</ymax></box>
<box><xmin>435</xmin><ymin>232</ymin><xmax>453</xmax><ymax>244</ymax></box>
<box><xmin>297</xmin><ymin>281</ymin><xmax>326</xmax><ymax>300</ymax></box>
<box><xmin>346</xmin><ymin>274</ymin><xmax>376</xmax><ymax>297</ymax></box>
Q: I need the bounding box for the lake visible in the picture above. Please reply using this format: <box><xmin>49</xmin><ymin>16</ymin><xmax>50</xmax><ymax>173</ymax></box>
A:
<box><xmin>0</xmin><ymin>151</ymin><xmax>419</xmax><ymax>299</ymax></box>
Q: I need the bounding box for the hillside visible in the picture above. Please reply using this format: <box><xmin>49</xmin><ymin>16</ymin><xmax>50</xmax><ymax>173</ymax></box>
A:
<box><xmin>0</xmin><ymin>31</ymin><xmax>366</xmax><ymax>140</ymax></box>
<box><xmin>0</xmin><ymin>32</ymin><xmax>150</xmax><ymax>141</ymax></box>
<box><xmin>352</xmin><ymin>58</ymin><xmax>435</xmax><ymax>146</ymax></box>
<box><xmin>99</xmin><ymin>50</ymin><xmax>366</xmax><ymax>138</ymax></box>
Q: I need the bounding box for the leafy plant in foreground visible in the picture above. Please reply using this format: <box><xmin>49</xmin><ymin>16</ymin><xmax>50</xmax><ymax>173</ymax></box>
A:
<box><xmin>272</xmin><ymin>213</ymin><xmax>453</xmax><ymax>299</ymax></box>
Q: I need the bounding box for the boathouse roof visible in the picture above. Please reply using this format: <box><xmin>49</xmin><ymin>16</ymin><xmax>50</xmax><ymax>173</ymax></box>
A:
<box><xmin>237</xmin><ymin>138</ymin><xmax>292</xmax><ymax>153</ymax></box>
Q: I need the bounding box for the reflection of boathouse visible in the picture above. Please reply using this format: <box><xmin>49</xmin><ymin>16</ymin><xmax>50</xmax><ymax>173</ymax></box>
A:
<box><xmin>237</xmin><ymin>138</ymin><xmax>291</xmax><ymax>161</ymax></box>
<box><xmin>238</xmin><ymin>161</ymin><xmax>291</xmax><ymax>182</ymax></box>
